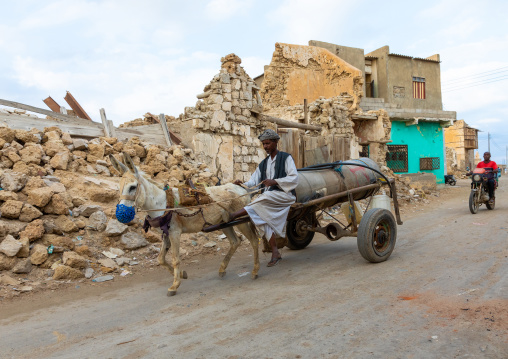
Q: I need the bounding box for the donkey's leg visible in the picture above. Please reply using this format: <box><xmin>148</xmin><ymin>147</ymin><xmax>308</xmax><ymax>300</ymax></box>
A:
<box><xmin>158</xmin><ymin>234</ymin><xmax>187</xmax><ymax>279</ymax></box>
<box><xmin>167</xmin><ymin>228</ymin><xmax>183</xmax><ymax>296</ymax></box>
<box><xmin>237</xmin><ymin>222</ymin><xmax>260</xmax><ymax>279</ymax></box>
<box><xmin>218</xmin><ymin>227</ymin><xmax>241</xmax><ymax>278</ymax></box>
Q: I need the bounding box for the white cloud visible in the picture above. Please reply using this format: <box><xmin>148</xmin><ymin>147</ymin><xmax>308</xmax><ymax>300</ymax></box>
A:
<box><xmin>241</xmin><ymin>56</ymin><xmax>270</xmax><ymax>78</ymax></box>
<box><xmin>266</xmin><ymin>0</ymin><xmax>353</xmax><ymax>44</ymax></box>
<box><xmin>205</xmin><ymin>0</ymin><xmax>254</xmax><ymax>20</ymax></box>
<box><xmin>475</xmin><ymin>118</ymin><xmax>502</xmax><ymax>125</ymax></box>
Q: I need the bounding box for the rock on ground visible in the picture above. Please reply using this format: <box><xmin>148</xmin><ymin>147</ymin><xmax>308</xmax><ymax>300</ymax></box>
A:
<box><xmin>0</xmin><ymin>235</ymin><xmax>22</xmax><ymax>256</ymax></box>
<box><xmin>30</xmin><ymin>244</ymin><xmax>49</xmax><ymax>265</ymax></box>
<box><xmin>19</xmin><ymin>204</ymin><xmax>43</xmax><ymax>222</ymax></box>
<box><xmin>27</xmin><ymin>187</ymin><xmax>54</xmax><ymax>207</ymax></box>
<box><xmin>42</xmin><ymin>234</ymin><xmax>75</xmax><ymax>251</ymax></box>
<box><xmin>74</xmin><ymin>204</ymin><xmax>103</xmax><ymax>218</ymax></box>
<box><xmin>104</xmin><ymin>219</ymin><xmax>128</xmax><ymax>236</ymax></box>
<box><xmin>53</xmin><ymin>265</ymin><xmax>84</xmax><ymax>280</ymax></box>
<box><xmin>16</xmin><ymin>237</ymin><xmax>30</xmax><ymax>258</ymax></box>
<box><xmin>19</xmin><ymin>219</ymin><xmax>45</xmax><ymax>242</ymax></box>
<box><xmin>0</xmin><ymin>171</ymin><xmax>28</xmax><ymax>191</ymax></box>
<box><xmin>54</xmin><ymin>215</ymin><xmax>78</xmax><ymax>233</ymax></box>
<box><xmin>88</xmin><ymin>211</ymin><xmax>108</xmax><ymax>231</ymax></box>
<box><xmin>0</xmin><ymin>253</ymin><xmax>16</xmax><ymax>270</ymax></box>
<box><xmin>12</xmin><ymin>258</ymin><xmax>32</xmax><ymax>274</ymax></box>
<box><xmin>63</xmin><ymin>251</ymin><xmax>88</xmax><ymax>269</ymax></box>
<box><xmin>120</xmin><ymin>232</ymin><xmax>149</xmax><ymax>249</ymax></box>
<box><xmin>0</xmin><ymin>200</ymin><xmax>24</xmax><ymax>219</ymax></box>
<box><xmin>98</xmin><ymin>258</ymin><xmax>118</xmax><ymax>269</ymax></box>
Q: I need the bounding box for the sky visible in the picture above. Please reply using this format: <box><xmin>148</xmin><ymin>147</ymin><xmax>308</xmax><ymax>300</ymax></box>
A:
<box><xmin>0</xmin><ymin>0</ymin><xmax>507</xmax><ymax>163</ymax></box>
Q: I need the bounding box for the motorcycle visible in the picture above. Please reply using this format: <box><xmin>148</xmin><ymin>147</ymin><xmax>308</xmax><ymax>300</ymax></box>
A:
<box><xmin>444</xmin><ymin>174</ymin><xmax>457</xmax><ymax>186</ymax></box>
<box><xmin>468</xmin><ymin>168</ymin><xmax>497</xmax><ymax>214</ymax></box>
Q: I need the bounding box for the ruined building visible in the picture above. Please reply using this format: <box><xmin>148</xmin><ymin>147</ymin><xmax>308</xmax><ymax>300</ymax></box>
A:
<box><xmin>256</xmin><ymin>43</ymin><xmax>391</xmax><ymax>167</ymax></box>
<box><xmin>308</xmin><ymin>41</ymin><xmax>457</xmax><ymax>184</ymax></box>
<box><xmin>444</xmin><ymin>120</ymin><xmax>479</xmax><ymax>172</ymax></box>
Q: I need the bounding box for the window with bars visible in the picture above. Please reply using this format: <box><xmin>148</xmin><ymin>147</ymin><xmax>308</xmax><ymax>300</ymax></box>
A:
<box><xmin>420</xmin><ymin>157</ymin><xmax>440</xmax><ymax>170</ymax></box>
<box><xmin>359</xmin><ymin>145</ymin><xmax>369</xmax><ymax>158</ymax></box>
<box><xmin>413</xmin><ymin>77</ymin><xmax>426</xmax><ymax>99</ymax></box>
<box><xmin>386</xmin><ymin>145</ymin><xmax>408</xmax><ymax>173</ymax></box>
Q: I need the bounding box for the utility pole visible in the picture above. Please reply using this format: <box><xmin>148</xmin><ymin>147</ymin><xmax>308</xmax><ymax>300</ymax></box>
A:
<box><xmin>488</xmin><ymin>132</ymin><xmax>491</xmax><ymax>153</ymax></box>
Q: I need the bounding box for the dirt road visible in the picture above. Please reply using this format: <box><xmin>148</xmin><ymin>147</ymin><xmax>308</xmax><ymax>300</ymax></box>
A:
<box><xmin>0</xmin><ymin>178</ymin><xmax>507</xmax><ymax>359</ymax></box>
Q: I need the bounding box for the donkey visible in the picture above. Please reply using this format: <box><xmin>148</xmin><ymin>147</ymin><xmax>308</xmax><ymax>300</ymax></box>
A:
<box><xmin>109</xmin><ymin>153</ymin><xmax>260</xmax><ymax>296</ymax></box>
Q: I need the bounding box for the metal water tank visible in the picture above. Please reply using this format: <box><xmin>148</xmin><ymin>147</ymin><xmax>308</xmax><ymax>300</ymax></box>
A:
<box><xmin>295</xmin><ymin>158</ymin><xmax>382</xmax><ymax>208</ymax></box>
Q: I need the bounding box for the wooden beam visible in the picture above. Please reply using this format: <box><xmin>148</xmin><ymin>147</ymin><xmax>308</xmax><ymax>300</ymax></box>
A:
<box><xmin>351</xmin><ymin>114</ymin><xmax>378</xmax><ymax>121</ymax></box>
<box><xmin>0</xmin><ymin>98</ymin><xmax>83</xmax><ymax>122</ymax></box>
<box><xmin>159</xmin><ymin>113</ymin><xmax>173</xmax><ymax>147</ymax></box>
<box><xmin>257</xmin><ymin>114</ymin><xmax>321</xmax><ymax>131</ymax></box>
<box><xmin>64</xmin><ymin>91</ymin><xmax>92</xmax><ymax>121</ymax></box>
<box><xmin>107</xmin><ymin>119</ymin><xmax>117</xmax><ymax>138</ymax></box>
<box><xmin>43</xmin><ymin>96</ymin><xmax>61</xmax><ymax>112</ymax></box>
<box><xmin>100</xmin><ymin>108</ymin><xmax>111</xmax><ymax>137</ymax></box>
<box><xmin>0</xmin><ymin>112</ymin><xmax>104</xmax><ymax>138</ymax></box>
<box><xmin>303</xmin><ymin>98</ymin><xmax>308</xmax><ymax>124</ymax></box>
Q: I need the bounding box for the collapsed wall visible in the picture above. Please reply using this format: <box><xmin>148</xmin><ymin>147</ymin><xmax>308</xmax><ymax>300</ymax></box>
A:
<box><xmin>260</xmin><ymin>43</ymin><xmax>364</xmax><ymax>111</ymax></box>
<box><xmin>165</xmin><ymin>54</ymin><xmax>279</xmax><ymax>182</ymax></box>
<box><xmin>257</xmin><ymin>43</ymin><xmax>390</xmax><ymax>165</ymax></box>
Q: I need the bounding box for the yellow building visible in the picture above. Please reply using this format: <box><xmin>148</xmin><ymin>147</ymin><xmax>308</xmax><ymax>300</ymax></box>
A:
<box><xmin>444</xmin><ymin>120</ymin><xmax>479</xmax><ymax>172</ymax></box>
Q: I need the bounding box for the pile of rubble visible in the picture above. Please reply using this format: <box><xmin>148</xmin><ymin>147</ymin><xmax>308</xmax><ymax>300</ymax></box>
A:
<box><xmin>0</xmin><ymin>124</ymin><xmax>227</xmax><ymax>298</ymax></box>
<box><xmin>119</xmin><ymin>113</ymin><xmax>176</xmax><ymax>128</ymax></box>
<box><xmin>380</xmin><ymin>166</ymin><xmax>440</xmax><ymax>205</ymax></box>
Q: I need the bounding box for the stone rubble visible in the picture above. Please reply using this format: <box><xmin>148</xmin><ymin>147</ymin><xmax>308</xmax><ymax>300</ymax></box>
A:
<box><xmin>0</xmin><ymin>121</ymin><xmax>225</xmax><ymax>298</ymax></box>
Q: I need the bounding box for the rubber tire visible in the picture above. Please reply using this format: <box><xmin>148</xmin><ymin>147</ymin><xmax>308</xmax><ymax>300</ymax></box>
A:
<box><xmin>469</xmin><ymin>190</ymin><xmax>479</xmax><ymax>214</ymax></box>
<box><xmin>357</xmin><ymin>209</ymin><xmax>397</xmax><ymax>263</ymax></box>
<box><xmin>486</xmin><ymin>198</ymin><xmax>495</xmax><ymax>210</ymax></box>
<box><xmin>450</xmin><ymin>180</ymin><xmax>457</xmax><ymax>186</ymax></box>
<box><xmin>286</xmin><ymin>215</ymin><xmax>315</xmax><ymax>250</ymax></box>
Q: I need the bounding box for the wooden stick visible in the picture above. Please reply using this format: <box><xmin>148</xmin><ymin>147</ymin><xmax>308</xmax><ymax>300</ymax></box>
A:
<box><xmin>100</xmin><ymin>108</ymin><xmax>111</xmax><ymax>137</ymax></box>
<box><xmin>257</xmin><ymin>114</ymin><xmax>321</xmax><ymax>131</ymax></box>
<box><xmin>159</xmin><ymin>113</ymin><xmax>173</xmax><ymax>147</ymax></box>
<box><xmin>303</xmin><ymin>98</ymin><xmax>308</xmax><ymax>124</ymax></box>
<box><xmin>0</xmin><ymin>98</ymin><xmax>82</xmax><ymax>122</ymax></box>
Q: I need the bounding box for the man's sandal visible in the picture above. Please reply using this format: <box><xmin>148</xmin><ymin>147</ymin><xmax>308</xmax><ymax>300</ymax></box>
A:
<box><xmin>267</xmin><ymin>257</ymin><xmax>282</xmax><ymax>267</ymax></box>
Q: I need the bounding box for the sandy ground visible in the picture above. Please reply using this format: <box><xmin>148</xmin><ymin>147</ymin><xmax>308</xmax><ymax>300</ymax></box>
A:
<box><xmin>0</xmin><ymin>178</ymin><xmax>506</xmax><ymax>359</ymax></box>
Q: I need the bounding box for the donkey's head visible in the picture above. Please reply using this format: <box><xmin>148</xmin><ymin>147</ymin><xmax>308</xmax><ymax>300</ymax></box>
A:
<box><xmin>109</xmin><ymin>152</ymin><xmax>150</xmax><ymax>223</ymax></box>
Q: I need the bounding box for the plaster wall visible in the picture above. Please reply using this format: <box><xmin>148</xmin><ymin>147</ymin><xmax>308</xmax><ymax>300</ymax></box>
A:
<box><xmin>309</xmin><ymin>40</ymin><xmax>366</xmax><ymax>94</ymax></box>
<box><xmin>261</xmin><ymin>43</ymin><xmax>363</xmax><ymax>110</ymax></box>
<box><xmin>386</xmin><ymin>56</ymin><xmax>442</xmax><ymax>110</ymax></box>
<box><xmin>367</xmin><ymin>47</ymin><xmax>390</xmax><ymax>102</ymax></box>
<box><xmin>390</xmin><ymin>121</ymin><xmax>446</xmax><ymax>183</ymax></box>
<box><xmin>366</xmin><ymin>46</ymin><xmax>442</xmax><ymax>111</ymax></box>
<box><xmin>444</xmin><ymin>120</ymin><xmax>477</xmax><ymax>171</ymax></box>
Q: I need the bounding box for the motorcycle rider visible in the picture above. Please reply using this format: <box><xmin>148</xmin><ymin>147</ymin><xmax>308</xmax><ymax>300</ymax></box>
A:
<box><xmin>470</xmin><ymin>152</ymin><xmax>498</xmax><ymax>204</ymax></box>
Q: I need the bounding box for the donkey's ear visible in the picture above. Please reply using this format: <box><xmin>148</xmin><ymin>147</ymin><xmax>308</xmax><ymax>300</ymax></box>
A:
<box><xmin>109</xmin><ymin>154</ymin><xmax>128</xmax><ymax>175</ymax></box>
<box><xmin>122</xmin><ymin>152</ymin><xmax>140</xmax><ymax>177</ymax></box>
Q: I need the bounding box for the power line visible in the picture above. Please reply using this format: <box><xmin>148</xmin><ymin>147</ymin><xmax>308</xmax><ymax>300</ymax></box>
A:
<box><xmin>443</xmin><ymin>75</ymin><xmax>508</xmax><ymax>92</ymax></box>
<box><xmin>442</xmin><ymin>65</ymin><xmax>508</xmax><ymax>85</ymax></box>
<box><xmin>443</xmin><ymin>73</ymin><xmax>508</xmax><ymax>90</ymax></box>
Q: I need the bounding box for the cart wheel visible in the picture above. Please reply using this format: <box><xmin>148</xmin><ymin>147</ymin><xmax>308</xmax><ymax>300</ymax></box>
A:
<box><xmin>450</xmin><ymin>180</ymin><xmax>456</xmax><ymax>186</ymax></box>
<box><xmin>357</xmin><ymin>209</ymin><xmax>396</xmax><ymax>263</ymax></box>
<box><xmin>286</xmin><ymin>214</ymin><xmax>315</xmax><ymax>250</ymax></box>
<box><xmin>469</xmin><ymin>190</ymin><xmax>479</xmax><ymax>214</ymax></box>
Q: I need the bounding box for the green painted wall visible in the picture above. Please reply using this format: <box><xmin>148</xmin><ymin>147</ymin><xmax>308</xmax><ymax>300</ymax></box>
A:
<box><xmin>390</xmin><ymin>121</ymin><xmax>445</xmax><ymax>183</ymax></box>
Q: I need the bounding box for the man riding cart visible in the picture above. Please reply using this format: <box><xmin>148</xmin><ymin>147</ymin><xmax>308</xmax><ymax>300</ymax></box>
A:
<box><xmin>212</xmin><ymin>128</ymin><xmax>404</xmax><ymax>266</ymax></box>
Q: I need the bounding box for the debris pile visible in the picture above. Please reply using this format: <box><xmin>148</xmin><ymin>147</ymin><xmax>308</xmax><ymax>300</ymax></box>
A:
<box><xmin>380</xmin><ymin>166</ymin><xmax>440</xmax><ymax>204</ymax></box>
<box><xmin>0</xmin><ymin>124</ymin><xmax>225</xmax><ymax>298</ymax></box>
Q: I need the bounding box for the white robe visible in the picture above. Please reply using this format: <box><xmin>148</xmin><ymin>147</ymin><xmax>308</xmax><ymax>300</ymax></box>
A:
<box><xmin>243</xmin><ymin>154</ymin><xmax>299</xmax><ymax>239</ymax></box>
